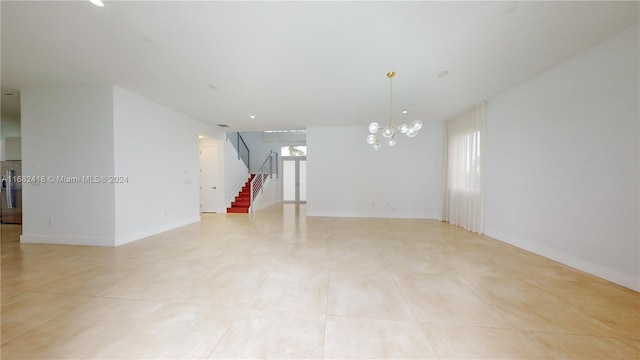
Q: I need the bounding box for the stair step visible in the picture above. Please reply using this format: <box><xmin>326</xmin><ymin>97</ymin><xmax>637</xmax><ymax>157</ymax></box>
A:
<box><xmin>232</xmin><ymin>201</ymin><xmax>251</xmax><ymax>207</ymax></box>
<box><xmin>227</xmin><ymin>174</ymin><xmax>256</xmax><ymax>215</ymax></box>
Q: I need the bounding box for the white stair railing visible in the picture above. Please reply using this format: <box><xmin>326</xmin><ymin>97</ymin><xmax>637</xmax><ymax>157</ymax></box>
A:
<box><xmin>226</xmin><ymin>132</ymin><xmax>250</xmax><ymax>173</ymax></box>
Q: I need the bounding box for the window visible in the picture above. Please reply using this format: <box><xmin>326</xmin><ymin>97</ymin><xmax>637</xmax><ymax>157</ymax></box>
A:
<box><xmin>281</xmin><ymin>146</ymin><xmax>307</xmax><ymax>157</ymax></box>
<box><xmin>450</xmin><ymin>130</ymin><xmax>481</xmax><ymax>191</ymax></box>
<box><xmin>443</xmin><ymin>103</ymin><xmax>486</xmax><ymax>233</ymax></box>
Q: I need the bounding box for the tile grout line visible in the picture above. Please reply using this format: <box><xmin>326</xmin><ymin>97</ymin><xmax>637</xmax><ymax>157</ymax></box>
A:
<box><xmin>322</xmin><ymin>234</ymin><xmax>335</xmax><ymax>360</ymax></box>
<box><xmin>204</xmin><ymin>256</ymin><xmax>279</xmax><ymax>358</ymax></box>
<box><xmin>522</xmin><ymin>278</ymin><xmax>623</xmax><ymax>337</ymax></box>
<box><xmin>383</xmin><ymin>241</ymin><xmax>442</xmax><ymax>360</ymax></box>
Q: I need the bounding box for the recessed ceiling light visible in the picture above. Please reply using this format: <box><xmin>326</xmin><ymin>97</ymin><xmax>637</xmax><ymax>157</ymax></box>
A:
<box><xmin>217</xmin><ymin>124</ymin><xmax>230</xmax><ymax>128</ymax></box>
<box><xmin>250</xmin><ymin>115</ymin><xmax>256</xmax><ymax>119</ymax></box>
<box><xmin>89</xmin><ymin>0</ymin><xmax>104</xmax><ymax>7</ymax></box>
<box><xmin>401</xmin><ymin>110</ymin><xmax>408</xmax><ymax>114</ymax></box>
<box><xmin>437</xmin><ymin>71</ymin><xmax>449</xmax><ymax>78</ymax></box>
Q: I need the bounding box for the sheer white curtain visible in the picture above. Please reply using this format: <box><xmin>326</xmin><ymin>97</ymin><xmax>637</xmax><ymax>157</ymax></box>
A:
<box><xmin>443</xmin><ymin>103</ymin><xmax>486</xmax><ymax>233</ymax></box>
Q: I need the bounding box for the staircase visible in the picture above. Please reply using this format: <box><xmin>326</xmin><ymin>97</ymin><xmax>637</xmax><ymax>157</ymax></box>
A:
<box><xmin>227</xmin><ymin>174</ymin><xmax>255</xmax><ymax>214</ymax></box>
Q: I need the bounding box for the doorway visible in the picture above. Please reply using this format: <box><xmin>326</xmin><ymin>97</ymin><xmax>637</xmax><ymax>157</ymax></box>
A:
<box><xmin>199</xmin><ymin>144</ymin><xmax>219</xmax><ymax>212</ymax></box>
<box><xmin>282</xmin><ymin>157</ymin><xmax>306</xmax><ymax>203</ymax></box>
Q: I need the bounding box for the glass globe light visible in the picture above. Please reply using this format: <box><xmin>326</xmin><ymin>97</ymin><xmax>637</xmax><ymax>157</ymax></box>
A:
<box><xmin>388</xmin><ymin>137</ymin><xmax>396</xmax><ymax>146</ymax></box>
<box><xmin>382</xmin><ymin>127</ymin><xmax>395</xmax><ymax>138</ymax></box>
<box><xmin>366</xmin><ymin>134</ymin><xmax>376</xmax><ymax>145</ymax></box>
<box><xmin>398</xmin><ymin>123</ymin><xmax>409</xmax><ymax>134</ymax></box>
<box><xmin>373</xmin><ymin>142</ymin><xmax>382</xmax><ymax>151</ymax></box>
<box><xmin>410</xmin><ymin>120</ymin><xmax>423</xmax><ymax>131</ymax></box>
<box><xmin>369</xmin><ymin>122</ymin><xmax>380</xmax><ymax>134</ymax></box>
<box><xmin>406</xmin><ymin>128</ymin><xmax>418</xmax><ymax>137</ymax></box>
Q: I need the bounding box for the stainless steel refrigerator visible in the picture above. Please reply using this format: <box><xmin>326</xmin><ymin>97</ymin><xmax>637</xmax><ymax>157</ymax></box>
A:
<box><xmin>1</xmin><ymin>160</ymin><xmax>22</xmax><ymax>224</ymax></box>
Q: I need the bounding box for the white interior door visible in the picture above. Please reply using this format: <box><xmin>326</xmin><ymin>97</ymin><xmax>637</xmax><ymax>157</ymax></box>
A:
<box><xmin>299</xmin><ymin>160</ymin><xmax>307</xmax><ymax>202</ymax></box>
<box><xmin>200</xmin><ymin>145</ymin><xmax>219</xmax><ymax>212</ymax></box>
<box><xmin>283</xmin><ymin>160</ymin><xmax>296</xmax><ymax>202</ymax></box>
<box><xmin>282</xmin><ymin>157</ymin><xmax>307</xmax><ymax>203</ymax></box>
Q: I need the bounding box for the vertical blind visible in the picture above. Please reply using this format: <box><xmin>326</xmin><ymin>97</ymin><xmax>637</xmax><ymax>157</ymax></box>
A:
<box><xmin>443</xmin><ymin>103</ymin><xmax>486</xmax><ymax>233</ymax></box>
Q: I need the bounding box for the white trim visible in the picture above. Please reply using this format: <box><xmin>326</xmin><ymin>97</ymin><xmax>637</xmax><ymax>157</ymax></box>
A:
<box><xmin>20</xmin><ymin>234</ymin><xmax>114</xmax><ymax>247</ymax></box>
<box><xmin>484</xmin><ymin>228</ymin><xmax>640</xmax><ymax>292</ymax></box>
<box><xmin>305</xmin><ymin>211</ymin><xmax>439</xmax><ymax>220</ymax></box>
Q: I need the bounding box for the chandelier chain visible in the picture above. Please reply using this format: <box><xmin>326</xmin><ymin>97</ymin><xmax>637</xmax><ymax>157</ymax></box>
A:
<box><xmin>389</xmin><ymin>75</ymin><xmax>393</xmax><ymax>127</ymax></box>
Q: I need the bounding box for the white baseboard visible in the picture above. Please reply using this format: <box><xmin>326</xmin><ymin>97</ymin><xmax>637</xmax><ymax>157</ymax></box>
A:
<box><xmin>20</xmin><ymin>234</ymin><xmax>114</xmax><ymax>247</ymax></box>
<box><xmin>483</xmin><ymin>228</ymin><xmax>640</xmax><ymax>292</ymax></box>
<box><xmin>305</xmin><ymin>210</ymin><xmax>438</xmax><ymax>220</ymax></box>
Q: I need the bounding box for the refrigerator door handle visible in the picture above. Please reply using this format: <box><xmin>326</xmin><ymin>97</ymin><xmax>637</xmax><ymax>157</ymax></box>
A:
<box><xmin>6</xmin><ymin>169</ymin><xmax>14</xmax><ymax>209</ymax></box>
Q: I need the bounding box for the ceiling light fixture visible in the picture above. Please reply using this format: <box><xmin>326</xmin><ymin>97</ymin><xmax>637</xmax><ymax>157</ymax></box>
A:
<box><xmin>89</xmin><ymin>0</ymin><xmax>104</xmax><ymax>7</ymax></box>
<box><xmin>250</xmin><ymin>115</ymin><xmax>256</xmax><ymax>119</ymax></box>
<box><xmin>367</xmin><ymin>71</ymin><xmax>422</xmax><ymax>150</ymax></box>
<box><xmin>401</xmin><ymin>110</ymin><xmax>408</xmax><ymax>114</ymax></box>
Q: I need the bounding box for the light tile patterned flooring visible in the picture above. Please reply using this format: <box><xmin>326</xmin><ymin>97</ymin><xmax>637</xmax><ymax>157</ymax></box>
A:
<box><xmin>1</xmin><ymin>204</ymin><xmax>638</xmax><ymax>359</ymax></box>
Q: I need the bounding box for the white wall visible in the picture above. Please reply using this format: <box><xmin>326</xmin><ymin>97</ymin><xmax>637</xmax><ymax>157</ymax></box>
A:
<box><xmin>2</xmin><ymin>137</ymin><xmax>21</xmax><ymax>160</ymax></box>
<box><xmin>112</xmin><ymin>86</ymin><xmax>202</xmax><ymax>245</ymax></box>
<box><xmin>19</xmin><ymin>84</ymin><xmax>222</xmax><ymax>246</ymax></box>
<box><xmin>251</xmin><ymin>177</ymin><xmax>279</xmax><ymax>212</ymax></box>
<box><xmin>20</xmin><ymin>85</ymin><xmax>116</xmax><ymax>246</ymax></box>
<box><xmin>307</xmin><ymin>124</ymin><xmax>443</xmax><ymax>219</ymax></box>
<box><xmin>241</xmin><ymin>131</ymin><xmax>305</xmax><ymax>174</ymax></box>
<box><xmin>484</xmin><ymin>24</ymin><xmax>639</xmax><ymax>290</ymax></box>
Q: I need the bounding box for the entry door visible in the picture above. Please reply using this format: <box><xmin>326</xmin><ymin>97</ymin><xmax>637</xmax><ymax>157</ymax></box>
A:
<box><xmin>283</xmin><ymin>157</ymin><xmax>307</xmax><ymax>203</ymax></box>
<box><xmin>200</xmin><ymin>145</ymin><xmax>219</xmax><ymax>212</ymax></box>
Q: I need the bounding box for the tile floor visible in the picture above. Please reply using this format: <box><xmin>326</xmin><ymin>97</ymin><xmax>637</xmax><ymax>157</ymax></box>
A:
<box><xmin>1</xmin><ymin>204</ymin><xmax>638</xmax><ymax>359</ymax></box>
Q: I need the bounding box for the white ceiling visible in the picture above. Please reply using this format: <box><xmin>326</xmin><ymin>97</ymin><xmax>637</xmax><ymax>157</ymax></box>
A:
<box><xmin>2</xmin><ymin>1</ymin><xmax>638</xmax><ymax>131</ymax></box>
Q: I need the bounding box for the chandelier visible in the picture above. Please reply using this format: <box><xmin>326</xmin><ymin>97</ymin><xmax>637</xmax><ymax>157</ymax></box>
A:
<box><xmin>367</xmin><ymin>71</ymin><xmax>422</xmax><ymax>150</ymax></box>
